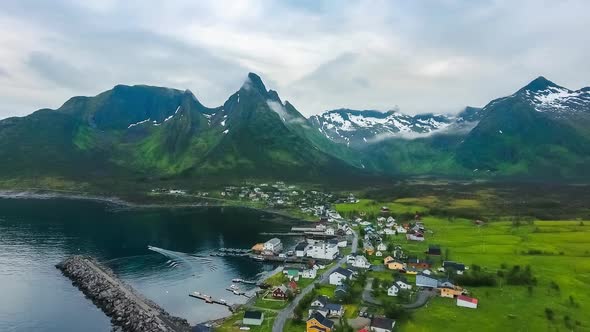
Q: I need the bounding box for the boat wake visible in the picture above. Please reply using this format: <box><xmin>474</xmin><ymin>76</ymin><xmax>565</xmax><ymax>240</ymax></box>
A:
<box><xmin>147</xmin><ymin>245</ymin><xmax>218</xmax><ymax>273</ymax></box>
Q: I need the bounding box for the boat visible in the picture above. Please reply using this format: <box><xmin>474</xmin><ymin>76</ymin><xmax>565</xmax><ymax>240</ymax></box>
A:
<box><xmin>232</xmin><ymin>278</ymin><xmax>243</xmax><ymax>283</ymax></box>
<box><xmin>219</xmin><ymin>299</ymin><xmax>227</xmax><ymax>303</ymax></box>
<box><xmin>230</xmin><ymin>284</ymin><xmax>239</xmax><ymax>290</ymax></box>
<box><xmin>253</xmin><ymin>256</ymin><xmax>265</xmax><ymax>262</ymax></box>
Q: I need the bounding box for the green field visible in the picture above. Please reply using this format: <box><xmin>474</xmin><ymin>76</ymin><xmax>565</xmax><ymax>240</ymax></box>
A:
<box><xmin>335</xmin><ymin>199</ymin><xmax>590</xmax><ymax>332</ymax></box>
<box><xmin>335</xmin><ymin>199</ymin><xmax>429</xmax><ymax>217</ymax></box>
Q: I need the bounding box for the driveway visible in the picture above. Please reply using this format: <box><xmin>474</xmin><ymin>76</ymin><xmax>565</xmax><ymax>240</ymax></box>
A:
<box><xmin>361</xmin><ymin>277</ymin><xmax>381</xmax><ymax>305</ymax></box>
<box><xmin>272</xmin><ymin>229</ymin><xmax>358</xmax><ymax>332</ymax></box>
<box><xmin>402</xmin><ymin>288</ymin><xmax>436</xmax><ymax>309</ymax></box>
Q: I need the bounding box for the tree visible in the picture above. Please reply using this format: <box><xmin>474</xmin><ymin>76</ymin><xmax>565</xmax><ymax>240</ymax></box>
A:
<box><xmin>544</xmin><ymin>308</ymin><xmax>554</xmax><ymax>321</ymax></box>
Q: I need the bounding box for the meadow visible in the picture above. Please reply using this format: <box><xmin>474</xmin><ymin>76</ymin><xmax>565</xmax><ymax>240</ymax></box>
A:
<box><xmin>335</xmin><ymin>198</ymin><xmax>590</xmax><ymax>332</ymax></box>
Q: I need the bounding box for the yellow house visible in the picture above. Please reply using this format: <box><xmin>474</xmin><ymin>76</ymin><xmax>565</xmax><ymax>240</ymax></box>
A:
<box><xmin>386</xmin><ymin>261</ymin><xmax>405</xmax><ymax>271</ymax></box>
<box><xmin>383</xmin><ymin>256</ymin><xmax>395</xmax><ymax>265</ymax></box>
<box><xmin>440</xmin><ymin>287</ymin><xmax>463</xmax><ymax>298</ymax></box>
<box><xmin>307</xmin><ymin>312</ymin><xmax>334</xmax><ymax>332</ymax></box>
<box><xmin>365</xmin><ymin>248</ymin><xmax>375</xmax><ymax>256</ymax></box>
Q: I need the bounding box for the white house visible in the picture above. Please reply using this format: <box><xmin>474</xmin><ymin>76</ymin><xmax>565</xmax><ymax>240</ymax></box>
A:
<box><xmin>302</xmin><ymin>268</ymin><xmax>317</xmax><ymax>279</ymax></box>
<box><xmin>263</xmin><ymin>238</ymin><xmax>283</xmax><ymax>253</ymax></box>
<box><xmin>457</xmin><ymin>295</ymin><xmax>478</xmax><ymax>309</ymax></box>
<box><xmin>377</xmin><ymin>217</ymin><xmax>386</xmax><ymax>223</ymax></box>
<box><xmin>377</xmin><ymin>243</ymin><xmax>387</xmax><ymax>251</ymax></box>
<box><xmin>295</xmin><ymin>242</ymin><xmax>310</xmax><ymax>257</ymax></box>
<box><xmin>387</xmin><ymin>217</ymin><xmax>396</xmax><ymax>223</ymax></box>
<box><xmin>325</xmin><ymin>227</ymin><xmax>335</xmax><ymax>236</ymax></box>
<box><xmin>243</xmin><ymin>310</ymin><xmax>264</xmax><ymax>326</ymax></box>
<box><xmin>395</xmin><ymin>280</ymin><xmax>412</xmax><ymax>290</ymax></box>
<box><xmin>383</xmin><ymin>228</ymin><xmax>395</xmax><ymax>235</ymax></box>
<box><xmin>395</xmin><ymin>226</ymin><xmax>407</xmax><ymax>234</ymax></box>
<box><xmin>307</xmin><ymin>242</ymin><xmax>339</xmax><ymax>260</ymax></box>
<box><xmin>387</xmin><ymin>284</ymin><xmax>399</xmax><ymax>296</ymax></box>
<box><xmin>352</xmin><ymin>255</ymin><xmax>371</xmax><ymax>269</ymax></box>
<box><xmin>346</xmin><ymin>254</ymin><xmax>357</xmax><ymax>264</ymax></box>
<box><xmin>337</xmin><ymin>240</ymin><xmax>347</xmax><ymax>248</ymax></box>
<box><xmin>375</xmin><ymin>251</ymin><xmax>383</xmax><ymax>257</ymax></box>
<box><xmin>329</xmin><ymin>267</ymin><xmax>354</xmax><ymax>286</ymax></box>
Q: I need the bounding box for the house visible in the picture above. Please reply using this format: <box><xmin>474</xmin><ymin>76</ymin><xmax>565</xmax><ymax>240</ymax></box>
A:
<box><xmin>456</xmin><ymin>295</ymin><xmax>478</xmax><ymax>309</ymax></box>
<box><xmin>302</xmin><ymin>268</ymin><xmax>317</xmax><ymax>279</ymax></box>
<box><xmin>422</xmin><ymin>269</ymin><xmax>433</xmax><ymax>276</ymax></box>
<box><xmin>395</xmin><ymin>277</ymin><xmax>412</xmax><ymax>290</ymax></box>
<box><xmin>387</xmin><ymin>284</ymin><xmax>399</xmax><ymax>296</ymax></box>
<box><xmin>307</xmin><ymin>311</ymin><xmax>334</xmax><ymax>332</ymax></box>
<box><xmin>443</xmin><ymin>261</ymin><xmax>466</xmax><ymax>275</ymax></box>
<box><xmin>272</xmin><ymin>285</ymin><xmax>289</xmax><ymax>299</ymax></box>
<box><xmin>309</xmin><ymin>296</ymin><xmax>344</xmax><ymax>318</ymax></box>
<box><xmin>380</xmin><ymin>206</ymin><xmax>390</xmax><ymax>214</ymax></box>
<box><xmin>329</xmin><ymin>267</ymin><xmax>354</xmax><ymax>286</ymax></box>
<box><xmin>288</xmin><ymin>280</ymin><xmax>298</xmax><ymax>291</ymax></box>
<box><xmin>386</xmin><ymin>261</ymin><xmax>405</xmax><ymax>271</ymax></box>
<box><xmin>337</xmin><ymin>240</ymin><xmax>348</xmax><ymax>248</ymax></box>
<box><xmin>243</xmin><ymin>310</ymin><xmax>264</xmax><ymax>326</ymax></box>
<box><xmin>383</xmin><ymin>228</ymin><xmax>395</xmax><ymax>235</ymax></box>
<box><xmin>387</xmin><ymin>216</ymin><xmax>396</xmax><ymax>223</ymax></box>
<box><xmin>407</xmin><ymin>258</ymin><xmax>432</xmax><ymax>269</ymax></box>
<box><xmin>307</xmin><ymin>242</ymin><xmax>339</xmax><ymax>260</ymax></box>
<box><xmin>438</xmin><ymin>279</ymin><xmax>455</xmax><ymax>289</ymax></box>
<box><xmin>395</xmin><ymin>226</ymin><xmax>407</xmax><ymax>234</ymax></box>
<box><xmin>295</xmin><ymin>242</ymin><xmax>311</xmax><ymax>257</ymax></box>
<box><xmin>377</xmin><ymin>243</ymin><xmax>387</xmax><ymax>251</ymax></box>
<box><xmin>416</xmin><ymin>273</ymin><xmax>439</xmax><ymax>288</ymax></box>
<box><xmin>283</xmin><ymin>268</ymin><xmax>301</xmax><ymax>281</ymax></box>
<box><xmin>370</xmin><ymin>317</ymin><xmax>396</xmax><ymax>332</ymax></box>
<box><xmin>383</xmin><ymin>256</ymin><xmax>395</xmax><ymax>265</ymax></box>
<box><xmin>405</xmin><ymin>266</ymin><xmax>418</xmax><ymax>275</ymax></box>
<box><xmin>352</xmin><ymin>255</ymin><xmax>371</xmax><ymax>269</ymax></box>
<box><xmin>406</xmin><ymin>232</ymin><xmax>425</xmax><ymax>241</ymax></box>
<box><xmin>427</xmin><ymin>245</ymin><xmax>441</xmax><ymax>256</ymax></box>
<box><xmin>264</xmin><ymin>238</ymin><xmax>283</xmax><ymax>254</ymax></box>
<box><xmin>325</xmin><ymin>227</ymin><xmax>335</xmax><ymax>235</ymax></box>
<box><xmin>251</xmin><ymin>243</ymin><xmax>264</xmax><ymax>254</ymax></box>
<box><xmin>334</xmin><ymin>285</ymin><xmax>348</xmax><ymax>299</ymax></box>
<box><xmin>440</xmin><ymin>287</ymin><xmax>463</xmax><ymax>298</ymax></box>
<box><xmin>346</xmin><ymin>254</ymin><xmax>357</xmax><ymax>264</ymax></box>
<box><xmin>375</xmin><ymin>251</ymin><xmax>383</xmax><ymax>257</ymax></box>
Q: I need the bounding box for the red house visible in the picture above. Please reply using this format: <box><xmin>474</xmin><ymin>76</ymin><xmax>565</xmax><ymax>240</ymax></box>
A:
<box><xmin>272</xmin><ymin>285</ymin><xmax>289</xmax><ymax>299</ymax></box>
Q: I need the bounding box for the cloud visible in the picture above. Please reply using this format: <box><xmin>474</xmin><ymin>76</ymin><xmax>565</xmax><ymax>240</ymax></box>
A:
<box><xmin>0</xmin><ymin>0</ymin><xmax>589</xmax><ymax>119</ymax></box>
<box><xmin>266</xmin><ymin>100</ymin><xmax>307</xmax><ymax>126</ymax></box>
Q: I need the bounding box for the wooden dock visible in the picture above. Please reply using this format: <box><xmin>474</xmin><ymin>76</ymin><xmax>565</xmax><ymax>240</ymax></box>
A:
<box><xmin>188</xmin><ymin>292</ymin><xmax>237</xmax><ymax>312</ymax></box>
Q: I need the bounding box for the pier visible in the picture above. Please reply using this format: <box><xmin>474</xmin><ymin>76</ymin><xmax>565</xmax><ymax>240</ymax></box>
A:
<box><xmin>57</xmin><ymin>256</ymin><xmax>191</xmax><ymax>332</ymax></box>
<box><xmin>188</xmin><ymin>292</ymin><xmax>238</xmax><ymax>312</ymax></box>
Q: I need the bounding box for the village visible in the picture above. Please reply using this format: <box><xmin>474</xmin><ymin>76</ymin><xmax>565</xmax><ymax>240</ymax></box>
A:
<box><xmin>195</xmin><ymin>194</ymin><xmax>481</xmax><ymax>332</ymax></box>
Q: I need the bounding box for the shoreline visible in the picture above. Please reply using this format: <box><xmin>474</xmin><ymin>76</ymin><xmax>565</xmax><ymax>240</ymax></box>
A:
<box><xmin>0</xmin><ymin>189</ymin><xmax>308</xmax><ymax>222</ymax></box>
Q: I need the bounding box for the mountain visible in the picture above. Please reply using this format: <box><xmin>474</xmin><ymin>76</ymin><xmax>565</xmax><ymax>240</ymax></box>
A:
<box><xmin>1</xmin><ymin>74</ymin><xmax>589</xmax><ymax>190</ymax></box>
<box><xmin>0</xmin><ymin>73</ymin><xmax>368</xmax><ymax>190</ymax></box>
<box><xmin>456</xmin><ymin>77</ymin><xmax>590</xmax><ymax>177</ymax></box>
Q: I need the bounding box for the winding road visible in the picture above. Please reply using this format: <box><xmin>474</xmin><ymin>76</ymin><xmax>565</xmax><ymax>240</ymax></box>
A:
<box><xmin>271</xmin><ymin>229</ymin><xmax>358</xmax><ymax>332</ymax></box>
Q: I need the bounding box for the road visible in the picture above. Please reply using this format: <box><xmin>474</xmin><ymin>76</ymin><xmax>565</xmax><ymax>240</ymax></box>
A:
<box><xmin>402</xmin><ymin>288</ymin><xmax>436</xmax><ymax>309</ymax></box>
<box><xmin>272</xmin><ymin>229</ymin><xmax>358</xmax><ymax>332</ymax></box>
<box><xmin>362</xmin><ymin>277</ymin><xmax>382</xmax><ymax>305</ymax></box>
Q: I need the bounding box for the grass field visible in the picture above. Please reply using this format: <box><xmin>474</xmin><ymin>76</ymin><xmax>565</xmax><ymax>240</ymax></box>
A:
<box><xmin>335</xmin><ymin>199</ymin><xmax>429</xmax><ymax>217</ymax></box>
<box><xmin>335</xmin><ymin>199</ymin><xmax>590</xmax><ymax>332</ymax></box>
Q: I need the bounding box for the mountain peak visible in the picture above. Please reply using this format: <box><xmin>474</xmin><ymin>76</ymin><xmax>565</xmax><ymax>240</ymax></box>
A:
<box><xmin>243</xmin><ymin>72</ymin><xmax>268</xmax><ymax>95</ymax></box>
<box><xmin>519</xmin><ymin>76</ymin><xmax>560</xmax><ymax>92</ymax></box>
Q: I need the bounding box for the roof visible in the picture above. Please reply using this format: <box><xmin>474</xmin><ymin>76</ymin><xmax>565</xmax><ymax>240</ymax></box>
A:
<box><xmin>325</xmin><ymin>303</ymin><xmax>343</xmax><ymax>312</ymax></box>
<box><xmin>265</xmin><ymin>238</ymin><xmax>281</xmax><ymax>246</ymax></box>
<box><xmin>332</xmin><ymin>267</ymin><xmax>354</xmax><ymax>278</ymax></box>
<box><xmin>335</xmin><ymin>285</ymin><xmax>348</xmax><ymax>293</ymax></box>
<box><xmin>371</xmin><ymin>317</ymin><xmax>396</xmax><ymax>330</ymax></box>
<box><xmin>314</xmin><ymin>295</ymin><xmax>329</xmax><ymax>307</ymax></box>
<box><xmin>457</xmin><ymin>295</ymin><xmax>478</xmax><ymax>304</ymax></box>
<box><xmin>309</xmin><ymin>311</ymin><xmax>335</xmax><ymax>329</ymax></box>
<box><xmin>443</xmin><ymin>261</ymin><xmax>466</xmax><ymax>270</ymax></box>
<box><xmin>244</xmin><ymin>310</ymin><xmax>263</xmax><ymax>320</ymax></box>
<box><xmin>295</xmin><ymin>242</ymin><xmax>308</xmax><ymax>251</ymax></box>
<box><xmin>274</xmin><ymin>285</ymin><xmax>288</xmax><ymax>292</ymax></box>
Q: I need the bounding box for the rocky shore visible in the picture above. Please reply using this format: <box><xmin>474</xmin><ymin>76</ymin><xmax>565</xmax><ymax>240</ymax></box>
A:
<box><xmin>56</xmin><ymin>256</ymin><xmax>191</xmax><ymax>332</ymax></box>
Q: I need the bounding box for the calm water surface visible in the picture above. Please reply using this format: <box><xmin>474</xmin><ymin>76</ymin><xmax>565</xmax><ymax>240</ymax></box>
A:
<box><xmin>0</xmin><ymin>198</ymin><xmax>298</xmax><ymax>331</ymax></box>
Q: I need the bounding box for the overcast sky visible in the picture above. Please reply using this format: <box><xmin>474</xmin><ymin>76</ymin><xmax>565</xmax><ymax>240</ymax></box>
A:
<box><xmin>1</xmin><ymin>0</ymin><xmax>589</xmax><ymax>119</ymax></box>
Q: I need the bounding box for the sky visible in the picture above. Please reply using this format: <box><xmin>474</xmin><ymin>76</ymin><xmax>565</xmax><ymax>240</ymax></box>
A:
<box><xmin>1</xmin><ymin>0</ymin><xmax>589</xmax><ymax>119</ymax></box>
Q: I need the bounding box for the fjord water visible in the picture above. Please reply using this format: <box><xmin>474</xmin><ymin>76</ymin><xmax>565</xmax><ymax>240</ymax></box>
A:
<box><xmin>0</xmin><ymin>198</ymin><xmax>295</xmax><ymax>331</ymax></box>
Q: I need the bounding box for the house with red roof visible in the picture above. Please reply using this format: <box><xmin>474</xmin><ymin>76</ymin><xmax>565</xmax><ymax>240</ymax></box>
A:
<box><xmin>456</xmin><ymin>295</ymin><xmax>478</xmax><ymax>309</ymax></box>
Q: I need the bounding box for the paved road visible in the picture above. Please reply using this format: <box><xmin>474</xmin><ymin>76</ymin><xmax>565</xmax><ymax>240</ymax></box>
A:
<box><xmin>402</xmin><ymin>288</ymin><xmax>436</xmax><ymax>309</ymax></box>
<box><xmin>361</xmin><ymin>277</ymin><xmax>382</xmax><ymax>305</ymax></box>
<box><xmin>272</xmin><ymin>229</ymin><xmax>358</xmax><ymax>332</ymax></box>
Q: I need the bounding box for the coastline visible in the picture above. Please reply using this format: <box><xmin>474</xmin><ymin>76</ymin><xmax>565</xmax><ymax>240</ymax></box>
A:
<box><xmin>0</xmin><ymin>189</ymin><xmax>307</xmax><ymax>222</ymax></box>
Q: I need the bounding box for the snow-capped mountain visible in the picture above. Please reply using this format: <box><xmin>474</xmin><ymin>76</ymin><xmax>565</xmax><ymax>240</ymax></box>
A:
<box><xmin>309</xmin><ymin>109</ymin><xmax>470</xmax><ymax>147</ymax></box>
<box><xmin>483</xmin><ymin>76</ymin><xmax>590</xmax><ymax>116</ymax></box>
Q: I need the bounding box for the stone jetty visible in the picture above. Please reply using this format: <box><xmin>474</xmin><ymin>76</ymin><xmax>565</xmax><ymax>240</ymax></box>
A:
<box><xmin>56</xmin><ymin>256</ymin><xmax>191</xmax><ymax>332</ymax></box>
